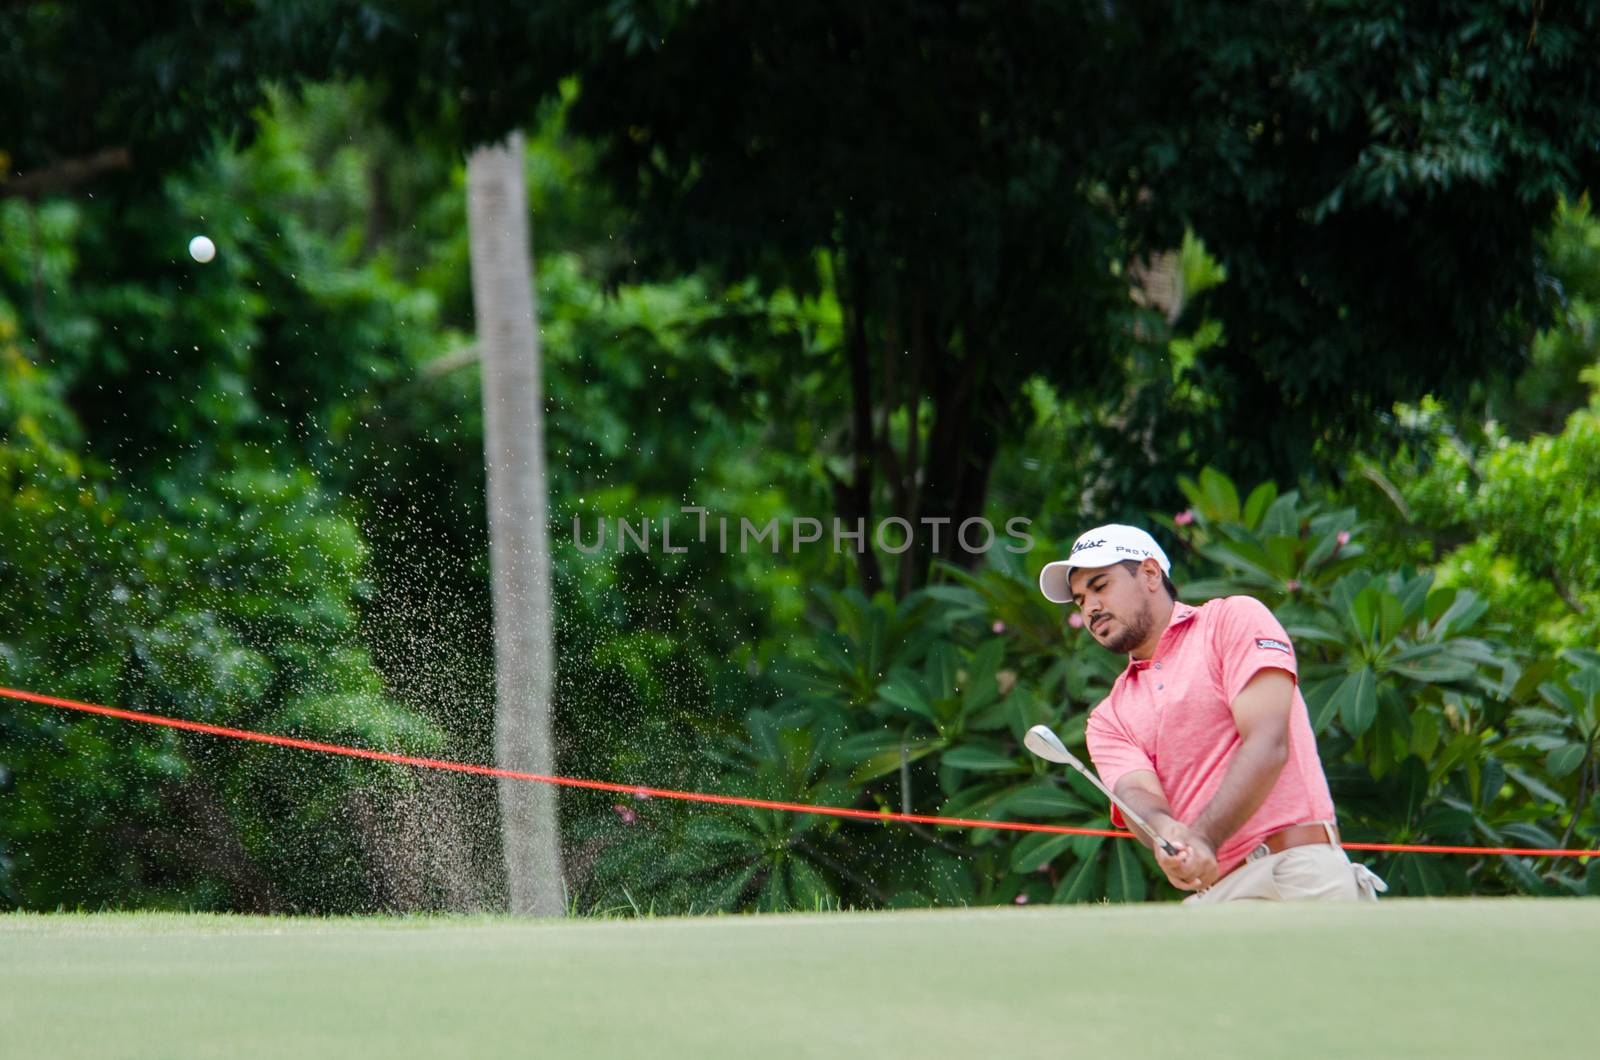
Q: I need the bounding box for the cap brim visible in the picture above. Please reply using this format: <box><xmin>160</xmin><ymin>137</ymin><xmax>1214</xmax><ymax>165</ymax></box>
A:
<box><xmin>1039</xmin><ymin>561</ymin><xmax>1074</xmax><ymax>604</ymax></box>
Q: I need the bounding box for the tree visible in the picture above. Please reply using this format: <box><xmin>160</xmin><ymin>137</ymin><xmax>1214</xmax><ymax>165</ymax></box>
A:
<box><xmin>11</xmin><ymin>3</ymin><xmax>1600</xmax><ymax>590</ymax></box>
<box><xmin>466</xmin><ymin>133</ymin><xmax>565</xmax><ymax>915</ymax></box>
<box><xmin>0</xmin><ymin>2</ymin><xmax>328</xmax><ymax>198</ymax></box>
<box><xmin>1113</xmin><ymin>0</ymin><xmax>1600</xmax><ymax>481</ymax></box>
<box><xmin>548</xmin><ymin>1</ymin><xmax>1134</xmax><ymax>594</ymax></box>
<box><xmin>338</xmin><ymin>1</ymin><xmax>1600</xmax><ymax>589</ymax></box>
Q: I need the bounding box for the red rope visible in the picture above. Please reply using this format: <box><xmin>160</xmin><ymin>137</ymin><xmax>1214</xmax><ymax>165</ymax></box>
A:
<box><xmin>3</xmin><ymin>686</ymin><xmax>1595</xmax><ymax>858</ymax></box>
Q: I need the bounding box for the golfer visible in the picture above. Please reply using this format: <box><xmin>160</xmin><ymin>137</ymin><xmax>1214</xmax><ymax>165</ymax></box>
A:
<box><xmin>1039</xmin><ymin>524</ymin><xmax>1386</xmax><ymax>902</ymax></box>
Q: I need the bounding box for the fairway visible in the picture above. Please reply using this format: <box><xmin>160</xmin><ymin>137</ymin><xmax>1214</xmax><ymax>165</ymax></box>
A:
<box><xmin>3</xmin><ymin>900</ymin><xmax>1593</xmax><ymax>1059</ymax></box>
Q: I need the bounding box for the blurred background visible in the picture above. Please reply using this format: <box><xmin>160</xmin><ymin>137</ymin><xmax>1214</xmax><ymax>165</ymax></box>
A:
<box><xmin>1</xmin><ymin>1</ymin><xmax>1597</xmax><ymax>913</ymax></box>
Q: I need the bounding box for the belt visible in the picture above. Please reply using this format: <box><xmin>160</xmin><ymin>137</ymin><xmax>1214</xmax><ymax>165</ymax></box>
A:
<box><xmin>1222</xmin><ymin>821</ymin><xmax>1340</xmax><ymax>879</ymax></box>
<box><xmin>1257</xmin><ymin>821</ymin><xmax>1340</xmax><ymax>857</ymax></box>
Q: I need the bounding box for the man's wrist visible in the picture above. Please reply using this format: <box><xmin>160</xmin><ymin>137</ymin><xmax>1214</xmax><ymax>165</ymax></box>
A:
<box><xmin>1146</xmin><ymin>810</ymin><xmax>1178</xmax><ymax>835</ymax></box>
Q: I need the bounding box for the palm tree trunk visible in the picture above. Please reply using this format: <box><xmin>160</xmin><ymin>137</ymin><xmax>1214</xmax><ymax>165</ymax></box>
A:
<box><xmin>466</xmin><ymin>131</ymin><xmax>565</xmax><ymax>916</ymax></box>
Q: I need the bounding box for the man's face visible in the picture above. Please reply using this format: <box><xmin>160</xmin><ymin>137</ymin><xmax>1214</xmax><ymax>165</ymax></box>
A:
<box><xmin>1067</xmin><ymin>562</ymin><xmax>1157</xmax><ymax>654</ymax></box>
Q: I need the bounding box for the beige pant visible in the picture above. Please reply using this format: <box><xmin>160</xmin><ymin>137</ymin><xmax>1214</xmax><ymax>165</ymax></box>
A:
<box><xmin>1185</xmin><ymin>834</ymin><xmax>1388</xmax><ymax>905</ymax></box>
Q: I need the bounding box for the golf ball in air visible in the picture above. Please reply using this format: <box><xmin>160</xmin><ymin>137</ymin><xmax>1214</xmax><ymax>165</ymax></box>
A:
<box><xmin>188</xmin><ymin>235</ymin><xmax>216</xmax><ymax>263</ymax></box>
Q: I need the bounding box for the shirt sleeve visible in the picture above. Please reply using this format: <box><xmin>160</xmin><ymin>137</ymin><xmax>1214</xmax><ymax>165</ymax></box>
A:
<box><xmin>1085</xmin><ymin>701</ymin><xmax>1155</xmax><ymax>828</ymax></box>
<box><xmin>1213</xmin><ymin>595</ymin><xmax>1299</xmax><ymax>703</ymax></box>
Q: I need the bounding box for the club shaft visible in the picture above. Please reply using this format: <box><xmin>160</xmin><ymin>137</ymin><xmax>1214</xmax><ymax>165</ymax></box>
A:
<box><xmin>1061</xmin><ymin>756</ymin><xmax>1179</xmax><ymax>857</ymax></box>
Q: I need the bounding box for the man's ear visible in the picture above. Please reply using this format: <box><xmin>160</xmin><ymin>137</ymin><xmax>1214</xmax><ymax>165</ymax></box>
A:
<box><xmin>1141</xmin><ymin>557</ymin><xmax>1164</xmax><ymax>589</ymax></box>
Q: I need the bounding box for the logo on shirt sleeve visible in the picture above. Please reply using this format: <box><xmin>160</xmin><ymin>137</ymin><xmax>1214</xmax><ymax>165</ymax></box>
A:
<box><xmin>1256</xmin><ymin>637</ymin><xmax>1292</xmax><ymax>654</ymax></box>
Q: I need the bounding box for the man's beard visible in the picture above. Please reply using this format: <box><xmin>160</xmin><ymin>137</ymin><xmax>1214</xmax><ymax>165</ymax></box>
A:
<box><xmin>1098</xmin><ymin>598</ymin><xmax>1156</xmax><ymax>654</ymax></box>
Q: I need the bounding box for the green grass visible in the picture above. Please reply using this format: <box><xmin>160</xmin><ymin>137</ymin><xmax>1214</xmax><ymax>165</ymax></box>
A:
<box><xmin>3</xmin><ymin>900</ymin><xmax>1594</xmax><ymax>1058</ymax></box>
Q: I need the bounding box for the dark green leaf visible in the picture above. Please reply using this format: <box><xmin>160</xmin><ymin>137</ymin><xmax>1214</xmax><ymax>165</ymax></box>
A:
<box><xmin>1397</xmin><ymin>854</ymin><xmax>1448</xmax><ymax>897</ymax></box>
<box><xmin>1241</xmin><ymin>481</ymin><xmax>1278</xmax><ymax>528</ymax></box>
<box><xmin>1105</xmin><ymin>840</ymin><xmax>1148</xmax><ymax>903</ymax></box>
<box><xmin>1499</xmin><ymin>856</ymin><xmax>1555</xmax><ymax>897</ymax></box>
<box><xmin>1304</xmin><ymin>675</ymin><xmax>1343</xmax><ymax>734</ymax></box>
<box><xmin>1546</xmin><ymin>743</ymin><xmax>1586</xmax><ymax>778</ymax></box>
<box><xmin>1500</xmin><ymin>822</ymin><xmax>1562</xmax><ymax>849</ymax></box>
<box><xmin>941</xmin><ymin>746</ymin><xmax>1021</xmax><ymax>772</ymax></box>
<box><xmin>848</xmin><ymin>744</ymin><xmax>936</xmax><ymax>784</ymax></box>
<box><xmin>1010</xmin><ymin>832</ymin><xmax>1076</xmax><ymax>873</ymax></box>
<box><xmin>876</xmin><ymin>670</ymin><xmax>933</xmax><ymax>719</ymax></box>
<box><xmin>1333</xmin><ymin>666</ymin><xmax>1378</xmax><ymax>737</ymax></box>
<box><xmin>1053</xmin><ymin>848</ymin><xmax>1105</xmax><ymax>904</ymax></box>
<box><xmin>1000</xmin><ymin>783</ymin><xmax>1090</xmax><ymax>817</ymax></box>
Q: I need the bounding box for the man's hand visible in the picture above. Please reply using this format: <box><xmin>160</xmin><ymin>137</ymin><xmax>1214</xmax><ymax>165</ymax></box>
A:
<box><xmin>1151</xmin><ymin>818</ymin><xmax>1219</xmax><ymax>892</ymax></box>
<box><xmin>1110</xmin><ymin>771</ymin><xmax>1222</xmax><ymax>890</ymax></box>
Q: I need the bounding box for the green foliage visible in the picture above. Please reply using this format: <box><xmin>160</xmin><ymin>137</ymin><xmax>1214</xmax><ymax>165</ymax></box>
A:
<box><xmin>1369</xmin><ymin>393</ymin><xmax>1600</xmax><ymax>653</ymax></box>
<box><xmin>1474</xmin><ymin>403</ymin><xmax>1600</xmax><ymax>612</ymax></box>
<box><xmin>0</xmin><ymin>79</ymin><xmax>492</xmax><ymax>910</ymax></box>
<box><xmin>576</xmin><ymin>710</ymin><xmax>856</xmax><ymax>914</ymax></box>
<box><xmin>1164</xmin><ymin>470</ymin><xmax>1369</xmax><ymax>606</ymax></box>
<box><xmin>0</xmin><ymin>311</ymin><xmax>437</xmax><ymax>910</ymax></box>
<box><xmin>1349</xmin><ymin>194</ymin><xmax>1600</xmax><ymax>656</ymax></box>
<box><xmin>1120</xmin><ymin>1</ymin><xmax>1600</xmax><ymax>482</ymax></box>
<box><xmin>1494</xmin><ymin>196</ymin><xmax>1600</xmax><ymax>435</ymax></box>
<box><xmin>577</xmin><ymin>564</ymin><xmax>1161</xmax><ymax>914</ymax></box>
<box><xmin>396</xmin><ymin>0</ymin><xmax>1600</xmax><ymax>517</ymax></box>
<box><xmin>0</xmin><ymin>80</ymin><xmax>883</xmax><ymax>913</ymax></box>
<box><xmin>0</xmin><ymin>2</ymin><xmax>337</xmax><ymax>183</ymax></box>
<box><xmin>319</xmin><ymin>1</ymin><xmax>1600</xmax><ymax>585</ymax></box>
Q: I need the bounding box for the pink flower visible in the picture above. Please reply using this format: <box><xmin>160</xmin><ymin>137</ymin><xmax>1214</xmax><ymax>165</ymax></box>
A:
<box><xmin>1068</xmin><ymin>611</ymin><xmax>1085</xmax><ymax>629</ymax></box>
<box><xmin>991</xmin><ymin>620</ymin><xmax>1006</xmax><ymax>634</ymax></box>
<box><xmin>1286</xmin><ymin>579</ymin><xmax>1301</xmax><ymax>592</ymax></box>
<box><xmin>633</xmin><ymin>790</ymin><xmax>651</xmax><ymax>801</ymax></box>
<box><xmin>611</xmin><ymin>804</ymin><xmax>638</xmax><ymax>825</ymax></box>
<box><xmin>1336</xmin><ymin>530</ymin><xmax>1351</xmax><ymax>546</ymax></box>
<box><xmin>1014</xmin><ymin>893</ymin><xmax>1030</xmax><ymax>905</ymax></box>
<box><xmin>1174</xmin><ymin>510</ymin><xmax>1195</xmax><ymax>526</ymax></box>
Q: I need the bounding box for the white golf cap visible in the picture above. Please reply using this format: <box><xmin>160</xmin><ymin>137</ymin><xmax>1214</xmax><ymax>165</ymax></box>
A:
<box><xmin>1038</xmin><ymin>524</ymin><xmax>1171</xmax><ymax>604</ymax></box>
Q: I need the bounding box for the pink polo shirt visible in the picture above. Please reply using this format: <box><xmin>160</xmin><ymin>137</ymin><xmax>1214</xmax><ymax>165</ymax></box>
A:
<box><xmin>1084</xmin><ymin>596</ymin><xmax>1335</xmax><ymax>876</ymax></box>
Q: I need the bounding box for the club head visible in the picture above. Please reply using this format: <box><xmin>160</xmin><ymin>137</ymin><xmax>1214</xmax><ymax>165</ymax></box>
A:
<box><xmin>1023</xmin><ymin>724</ymin><xmax>1077</xmax><ymax>765</ymax></box>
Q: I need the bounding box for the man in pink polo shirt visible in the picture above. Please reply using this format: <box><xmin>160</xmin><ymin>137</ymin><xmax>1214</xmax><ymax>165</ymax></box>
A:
<box><xmin>1039</xmin><ymin>524</ymin><xmax>1386</xmax><ymax>902</ymax></box>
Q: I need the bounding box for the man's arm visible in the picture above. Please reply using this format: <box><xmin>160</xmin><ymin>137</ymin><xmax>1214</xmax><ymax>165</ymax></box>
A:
<box><xmin>1184</xmin><ymin>667</ymin><xmax>1296</xmax><ymax>885</ymax></box>
<box><xmin>1110</xmin><ymin>772</ymin><xmax>1178</xmax><ymax>851</ymax></box>
<box><xmin>1111</xmin><ymin>772</ymin><xmax>1211</xmax><ymax>891</ymax></box>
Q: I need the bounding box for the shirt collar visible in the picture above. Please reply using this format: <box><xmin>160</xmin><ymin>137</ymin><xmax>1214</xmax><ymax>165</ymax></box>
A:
<box><xmin>1124</xmin><ymin>602</ymin><xmax>1198</xmax><ymax>671</ymax></box>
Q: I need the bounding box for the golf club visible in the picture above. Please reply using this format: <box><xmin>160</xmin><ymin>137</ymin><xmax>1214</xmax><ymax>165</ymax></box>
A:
<box><xmin>1023</xmin><ymin>724</ymin><xmax>1181</xmax><ymax>857</ymax></box>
